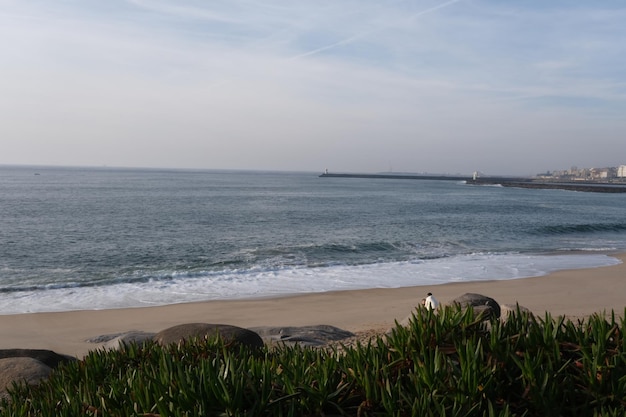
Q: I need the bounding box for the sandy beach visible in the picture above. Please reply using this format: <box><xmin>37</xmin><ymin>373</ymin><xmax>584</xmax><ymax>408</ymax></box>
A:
<box><xmin>1</xmin><ymin>253</ymin><xmax>625</xmax><ymax>358</ymax></box>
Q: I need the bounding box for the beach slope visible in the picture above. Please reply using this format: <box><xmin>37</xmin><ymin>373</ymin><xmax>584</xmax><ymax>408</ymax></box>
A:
<box><xmin>1</xmin><ymin>254</ymin><xmax>624</xmax><ymax>358</ymax></box>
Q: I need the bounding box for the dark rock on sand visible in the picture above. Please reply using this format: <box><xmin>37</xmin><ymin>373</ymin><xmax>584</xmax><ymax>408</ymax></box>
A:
<box><xmin>0</xmin><ymin>358</ymin><xmax>51</xmax><ymax>400</ymax></box>
<box><xmin>500</xmin><ymin>303</ymin><xmax>534</xmax><ymax>323</ymax></box>
<box><xmin>86</xmin><ymin>331</ymin><xmax>156</xmax><ymax>350</ymax></box>
<box><xmin>469</xmin><ymin>305</ymin><xmax>497</xmax><ymax>320</ymax></box>
<box><xmin>0</xmin><ymin>349</ymin><xmax>75</xmax><ymax>401</ymax></box>
<box><xmin>450</xmin><ymin>293</ymin><xmax>501</xmax><ymax>319</ymax></box>
<box><xmin>250</xmin><ymin>325</ymin><xmax>354</xmax><ymax>347</ymax></box>
<box><xmin>154</xmin><ymin>323</ymin><xmax>264</xmax><ymax>349</ymax></box>
<box><xmin>0</xmin><ymin>349</ymin><xmax>75</xmax><ymax>368</ymax></box>
<box><xmin>86</xmin><ymin>333</ymin><xmax>121</xmax><ymax>344</ymax></box>
<box><xmin>106</xmin><ymin>331</ymin><xmax>155</xmax><ymax>349</ymax></box>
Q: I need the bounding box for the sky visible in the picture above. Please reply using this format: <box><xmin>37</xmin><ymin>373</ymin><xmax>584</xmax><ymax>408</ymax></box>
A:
<box><xmin>1</xmin><ymin>0</ymin><xmax>625</xmax><ymax>176</ymax></box>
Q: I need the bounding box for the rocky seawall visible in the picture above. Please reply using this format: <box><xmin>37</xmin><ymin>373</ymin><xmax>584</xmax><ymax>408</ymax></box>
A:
<box><xmin>467</xmin><ymin>178</ymin><xmax>626</xmax><ymax>193</ymax></box>
<box><xmin>319</xmin><ymin>173</ymin><xmax>468</xmax><ymax>181</ymax></box>
<box><xmin>319</xmin><ymin>173</ymin><xmax>626</xmax><ymax>193</ymax></box>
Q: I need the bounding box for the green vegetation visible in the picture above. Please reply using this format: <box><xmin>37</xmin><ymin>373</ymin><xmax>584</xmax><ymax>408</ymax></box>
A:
<box><xmin>3</xmin><ymin>305</ymin><xmax>626</xmax><ymax>416</ymax></box>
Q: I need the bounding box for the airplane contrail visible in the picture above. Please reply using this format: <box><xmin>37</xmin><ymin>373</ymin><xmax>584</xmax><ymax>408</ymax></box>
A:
<box><xmin>290</xmin><ymin>0</ymin><xmax>464</xmax><ymax>61</ymax></box>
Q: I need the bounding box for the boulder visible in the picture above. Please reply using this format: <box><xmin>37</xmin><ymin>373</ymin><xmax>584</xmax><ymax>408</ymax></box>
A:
<box><xmin>0</xmin><ymin>349</ymin><xmax>75</xmax><ymax>402</ymax></box>
<box><xmin>500</xmin><ymin>303</ymin><xmax>533</xmax><ymax>323</ymax></box>
<box><xmin>469</xmin><ymin>305</ymin><xmax>496</xmax><ymax>321</ymax></box>
<box><xmin>450</xmin><ymin>293</ymin><xmax>501</xmax><ymax>319</ymax></box>
<box><xmin>250</xmin><ymin>325</ymin><xmax>354</xmax><ymax>347</ymax></box>
<box><xmin>104</xmin><ymin>331</ymin><xmax>156</xmax><ymax>350</ymax></box>
<box><xmin>86</xmin><ymin>331</ymin><xmax>156</xmax><ymax>350</ymax></box>
<box><xmin>0</xmin><ymin>349</ymin><xmax>75</xmax><ymax>368</ymax></box>
<box><xmin>0</xmin><ymin>358</ymin><xmax>52</xmax><ymax>401</ymax></box>
<box><xmin>153</xmin><ymin>323</ymin><xmax>264</xmax><ymax>349</ymax></box>
<box><xmin>85</xmin><ymin>332</ymin><xmax>127</xmax><ymax>344</ymax></box>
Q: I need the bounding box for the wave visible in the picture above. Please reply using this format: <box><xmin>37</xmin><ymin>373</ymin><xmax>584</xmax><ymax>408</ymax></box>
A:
<box><xmin>535</xmin><ymin>223</ymin><xmax>626</xmax><ymax>235</ymax></box>
<box><xmin>0</xmin><ymin>252</ymin><xmax>620</xmax><ymax>314</ymax></box>
<box><xmin>227</xmin><ymin>241</ymin><xmax>421</xmax><ymax>268</ymax></box>
<box><xmin>0</xmin><ymin>274</ymin><xmax>162</xmax><ymax>294</ymax></box>
<box><xmin>0</xmin><ymin>240</ymin><xmax>451</xmax><ymax>295</ymax></box>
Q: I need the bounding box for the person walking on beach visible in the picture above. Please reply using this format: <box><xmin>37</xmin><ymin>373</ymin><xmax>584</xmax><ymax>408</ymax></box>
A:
<box><xmin>424</xmin><ymin>292</ymin><xmax>439</xmax><ymax>310</ymax></box>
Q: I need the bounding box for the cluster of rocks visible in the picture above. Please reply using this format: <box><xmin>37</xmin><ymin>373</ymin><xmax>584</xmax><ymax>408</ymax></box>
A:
<box><xmin>1</xmin><ymin>293</ymin><xmax>527</xmax><ymax>401</ymax></box>
<box><xmin>395</xmin><ymin>293</ymin><xmax>531</xmax><ymax>328</ymax></box>
<box><xmin>0</xmin><ymin>322</ymin><xmax>355</xmax><ymax>401</ymax></box>
<box><xmin>86</xmin><ymin>323</ymin><xmax>356</xmax><ymax>351</ymax></box>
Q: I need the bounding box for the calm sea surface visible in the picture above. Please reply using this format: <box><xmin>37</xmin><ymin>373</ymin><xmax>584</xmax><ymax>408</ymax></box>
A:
<box><xmin>1</xmin><ymin>165</ymin><xmax>625</xmax><ymax>314</ymax></box>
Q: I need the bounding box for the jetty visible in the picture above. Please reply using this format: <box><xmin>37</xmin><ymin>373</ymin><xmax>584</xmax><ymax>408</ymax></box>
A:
<box><xmin>468</xmin><ymin>178</ymin><xmax>626</xmax><ymax>193</ymax></box>
<box><xmin>319</xmin><ymin>172</ymin><xmax>468</xmax><ymax>181</ymax></box>
<box><xmin>319</xmin><ymin>172</ymin><xmax>626</xmax><ymax>193</ymax></box>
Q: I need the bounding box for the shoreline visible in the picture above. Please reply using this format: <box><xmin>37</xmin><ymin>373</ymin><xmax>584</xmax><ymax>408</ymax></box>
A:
<box><xmin>0</xmin><ymin>252</ymin><xmax>617</xmax><ymax>315</ymax></box>
<box><xmin>1</xmin><ymin>253</ymin><xmax>625</xmax><ymax>358</ymax></box>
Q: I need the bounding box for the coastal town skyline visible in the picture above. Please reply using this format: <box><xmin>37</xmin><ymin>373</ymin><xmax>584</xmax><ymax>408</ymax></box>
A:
<box><xmin>540</xmin><ymin>164</ymin><xmax>626</xmax><ymax>180</ymax></box>
<box><xmin>1</xmin><ymin>1</ymin><xmax>625</xmax><ymax>176</ymax></box>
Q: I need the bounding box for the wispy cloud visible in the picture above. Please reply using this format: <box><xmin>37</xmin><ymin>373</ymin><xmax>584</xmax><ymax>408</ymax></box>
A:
<box><xmin>288</xmin><ymin>0</ymin><xmax>463</xmax><ymax>61</ymax></box>
<box><xmin>1</xmin><ymin>0</ymin><xmax>625</xmax><ymax>173</ymax></box>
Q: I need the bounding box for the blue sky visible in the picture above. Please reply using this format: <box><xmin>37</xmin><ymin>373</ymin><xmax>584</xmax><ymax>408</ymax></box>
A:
<box><xmin>1</xmin><ymin>0</ymin><xmax>625</xmax><ymax>175</ymax></box>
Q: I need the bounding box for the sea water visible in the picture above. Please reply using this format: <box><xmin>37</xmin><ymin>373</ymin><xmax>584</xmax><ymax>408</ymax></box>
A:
<box><xmin>1</xmin><ymin>165</ymin><xmax>624</xmax><ymax>314</ymax></box>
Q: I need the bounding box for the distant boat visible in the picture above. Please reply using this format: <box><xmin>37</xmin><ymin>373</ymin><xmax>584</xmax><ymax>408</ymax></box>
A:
<box><xmin>34</xmin><ymin>173</ymin><xmax>40</xmax><ymax>175</ymax></box>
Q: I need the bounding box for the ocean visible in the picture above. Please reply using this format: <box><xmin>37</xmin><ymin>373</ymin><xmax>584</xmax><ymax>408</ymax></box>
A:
<box><xmin>1</xmin><ymin>165</ymin><xmax>625</xmax><ymax>315</ymax></box>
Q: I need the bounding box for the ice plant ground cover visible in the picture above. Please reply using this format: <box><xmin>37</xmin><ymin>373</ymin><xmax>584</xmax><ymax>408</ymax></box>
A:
<box><xmin>3</xmin><ymin>305</ymin><xmax>626</xmax><ymax>416</ymax></box>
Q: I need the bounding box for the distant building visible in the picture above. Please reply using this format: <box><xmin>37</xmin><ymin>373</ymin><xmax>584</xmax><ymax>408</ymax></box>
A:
<box><xmin>544</xmin><ymin>164</ymin><xmax>625</xmax><ymax>181</ymax></box>
<box><xmin>590</xmin><ymin>168</ymin><xmax>609</xmax><ymax>179</ymax></box>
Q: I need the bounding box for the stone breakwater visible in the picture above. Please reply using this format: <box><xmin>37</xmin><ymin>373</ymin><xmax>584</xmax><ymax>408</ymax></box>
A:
<box><xmin>320</xmin><ymin>172</ymin><xmax>626</xmax><ymax>193</ymax></box>
<box><xmin>467</xmin><ymin>178</ymin><xmax>626</xmax><ymax>193</ymax></box>
<box><xmin>319</xmin><ymin>173</ymin><xmax>468</xmax><ymax>181</ymax></box>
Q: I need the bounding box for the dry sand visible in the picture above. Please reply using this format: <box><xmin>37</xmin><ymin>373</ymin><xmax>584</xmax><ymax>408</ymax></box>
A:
<box><xmin>1</xmin><ymin>253</ymin><xmax>625</xmax><ymax>358</ymax></box>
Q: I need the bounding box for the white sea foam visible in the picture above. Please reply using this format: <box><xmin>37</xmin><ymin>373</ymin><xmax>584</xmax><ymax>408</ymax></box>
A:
<box><xmin>0</xmin><ymin>253</ymin><xmax>620</xmax><ymax>315</ymax></box>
